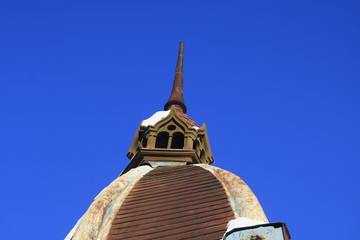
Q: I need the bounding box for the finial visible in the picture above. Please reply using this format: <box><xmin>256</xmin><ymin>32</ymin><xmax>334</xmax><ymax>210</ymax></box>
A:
<box><xmin>164</xmin><ymin>42</ymin><xmax>187</xmax><ymax>113</ymax></box>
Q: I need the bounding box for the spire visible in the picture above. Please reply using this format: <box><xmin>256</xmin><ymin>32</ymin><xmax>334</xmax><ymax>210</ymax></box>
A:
<box><xmin>164</xmin><ymin>42</ymin><xmax>187</xmax><ymax>113</ymax></box>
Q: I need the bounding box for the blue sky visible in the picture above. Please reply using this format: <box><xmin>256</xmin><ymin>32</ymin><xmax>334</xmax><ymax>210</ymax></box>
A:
<box><xmin>1</xmin><ymin>1</ymin><xmax>359</xmax><ymax>239</ymax></box>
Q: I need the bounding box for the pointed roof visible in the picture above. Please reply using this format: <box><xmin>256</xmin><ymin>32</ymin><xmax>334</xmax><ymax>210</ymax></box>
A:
<box><xmin>164</xmin><ymin>42</ymin><xmax>187</xmax><ymax>113</ymax></box>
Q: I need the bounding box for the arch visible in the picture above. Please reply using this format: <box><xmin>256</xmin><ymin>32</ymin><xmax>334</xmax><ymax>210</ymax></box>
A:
<box><xmin>155</xmin><ymin>132</ymin><xmax>169</xmax><ymax>148</ymax></box>
<box><xmin>171</xmin><ymin>132</ymin><xmax>184</xmax><ymax>149</ymax></box>
<box><xmin>142</xmin><ymin>137</ymin><xmax>147</xmax><ymax>148</ymax></box>
<box><xmin>193</xmin><ymin>139</ymin><xmax>200</xmax><ymax>150</ymax></box>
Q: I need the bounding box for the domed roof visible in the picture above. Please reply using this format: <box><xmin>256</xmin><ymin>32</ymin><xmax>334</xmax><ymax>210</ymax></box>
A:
<box><xmin>66</xmin><ymin>164</ymin><xmax>267</xmax><ymax>240</ymax></box>
<box><xmin>66</xmin><ymin>42</ymin><xmax>273</xmax><ymax>240</ymax></box>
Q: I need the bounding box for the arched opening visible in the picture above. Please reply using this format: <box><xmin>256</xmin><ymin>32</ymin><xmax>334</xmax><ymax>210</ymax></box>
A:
<box><xmin>171</xmin><ymin>132</ymin><xmax>184</xmax><ymax>149</ymax></box>
<box><xmin>193</xmin><ymin>139</ymin><xmax>200</xmax><ymax>150</ymax></box>
<box><xmin>155</xmin><ymin>132</ymin><xmax>169</xmax><ymax>148</ymax></box>
<box><xmin>142</xmin><ymin>137</ymin><xmax>147</xmax><ymax>148</ymax></box>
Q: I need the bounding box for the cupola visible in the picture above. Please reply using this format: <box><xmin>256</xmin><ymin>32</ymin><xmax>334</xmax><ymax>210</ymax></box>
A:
<box><xmin>123</xmin><ymin>42</ymin><xmax>214</xmax><ymax>174</ymax></box>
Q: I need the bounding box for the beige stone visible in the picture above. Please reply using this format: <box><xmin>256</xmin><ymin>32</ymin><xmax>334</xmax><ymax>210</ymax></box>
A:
<box><xmin>66</xmin><ymin>166</ymin><xmax>153</xmax><ymax>240</ymax></box>
<box><xmin>197</xmin><ymin>164</ymin><xmax>268</xmax><ymax>222</ymax></box>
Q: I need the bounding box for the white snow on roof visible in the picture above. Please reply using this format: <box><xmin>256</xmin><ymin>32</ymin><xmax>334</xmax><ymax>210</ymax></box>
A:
<box><xmin>226</xmin><ymin>217</ymin><xmax>266</xmax><ymax>233</ymax></box>
<box><xmin>64</xmin><ymin>216</ymin><xmax>82</xmax><ymax>240</ymax></box>
<box><xmin>141</xmin><ymin>110</ymin><xmax>170</xmax><ymax>127</ymax></box>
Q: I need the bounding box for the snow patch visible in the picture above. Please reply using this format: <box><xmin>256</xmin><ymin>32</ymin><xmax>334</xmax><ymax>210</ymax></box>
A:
<box><xmin>192</xmin><ymin>126</ymin><xmax>199</xmax><ymax>130</ymax></box>
<box><xmin>226</xmin><ymin>217</ymin><xmax>266</xmax><ymax>233</ymax></box>
<box><xmin>141</xmin><ymin>110</ymin><xmax>170</xmax><ymax>127</ymax></box>
<box><xmin>197</xmin><ymin>165</ymin><xmax>215</xmax><ymax>174</ymax></box>
<box><xmin>64</xmin><ymin>216</ymin><xmax>82</xmax><ymax>240</ymax></box>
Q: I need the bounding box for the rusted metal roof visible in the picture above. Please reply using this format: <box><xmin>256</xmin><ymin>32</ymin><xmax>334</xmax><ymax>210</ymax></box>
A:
<box><xmin>174</xmin><ymin>105</ymin><xmax>202</xmax><ymax>129</ymax></box>
<box><xmin>108</xmin><ymin>165</ymin><xmax>234</xmax><ymax>239</ymax></box>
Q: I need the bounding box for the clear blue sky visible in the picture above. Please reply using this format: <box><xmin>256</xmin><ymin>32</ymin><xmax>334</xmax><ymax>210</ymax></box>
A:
<box><xmin>1</xmin><ymin>1</ymin><xmax>359</xmax><ymax>239</ymax></box>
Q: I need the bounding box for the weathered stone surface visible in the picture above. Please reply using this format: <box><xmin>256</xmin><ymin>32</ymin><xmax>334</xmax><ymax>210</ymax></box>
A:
<box><xmin>66</xmin><ymin>166</ymin><xmax>153</xmax><ymax>240</ymax></box>
<box><xmin>197</xmin><ymin>164</ymin><xmax>268</xmax><ymax>222</ymax></box>
<box><xmin>224</xmin><ymin>225</ymin><xmax>285</xmax><ymax>240</ymax></box>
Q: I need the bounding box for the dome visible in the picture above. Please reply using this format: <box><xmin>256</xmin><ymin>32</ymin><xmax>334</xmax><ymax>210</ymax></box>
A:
<box><xmin>66</xmin><ymin>164</ymin><xmax>267</xmax><ymax>240</ymax></box>
<box><xmin>64</xmin><ymin>42</ymin><xmax>290</xmax><ymax>240</ymax></box>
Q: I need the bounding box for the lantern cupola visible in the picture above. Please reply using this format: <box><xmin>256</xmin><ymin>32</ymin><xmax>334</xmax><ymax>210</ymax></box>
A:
<box><xmin>123</xmin><ymin>42</ymin><xmax>214</xmax><ymax>174</ymax></box>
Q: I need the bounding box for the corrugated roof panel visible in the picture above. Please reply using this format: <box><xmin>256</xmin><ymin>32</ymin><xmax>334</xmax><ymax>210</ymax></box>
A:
<box><xmin>108</xmin><ymin>165</ymin><xmax>234</xmax><ymax>240</ymax></box>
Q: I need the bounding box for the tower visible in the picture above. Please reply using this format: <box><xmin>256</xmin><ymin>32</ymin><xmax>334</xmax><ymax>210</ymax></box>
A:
<box><xmin>124</xmin><ymin>42</ymin><xmax>214</xmax><ymax>175</ymax></box>
<box><xmin>66</xmin><ymin>43</ymin><xmax>290</xmax><ymax>240</ymax></box>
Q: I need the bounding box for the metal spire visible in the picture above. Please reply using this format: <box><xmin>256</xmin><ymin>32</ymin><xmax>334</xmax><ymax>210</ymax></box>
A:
<box><xmin>164</xmin><ymin>42</ymin><xmax>187</xmax><ymax>113</ymax></box>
